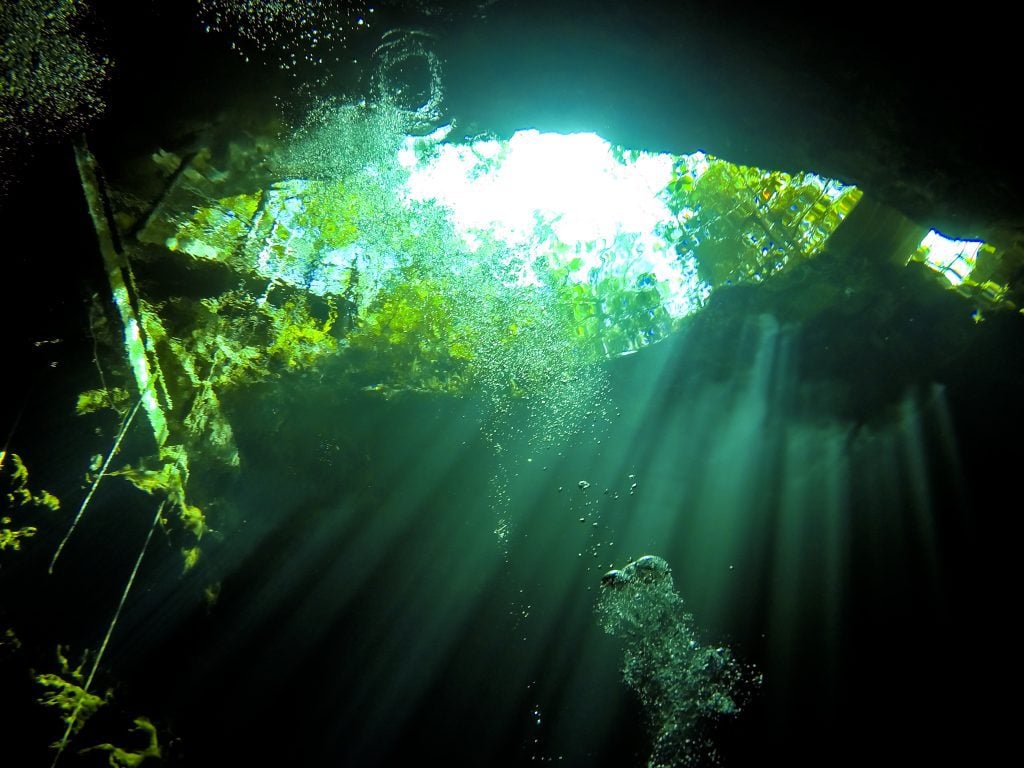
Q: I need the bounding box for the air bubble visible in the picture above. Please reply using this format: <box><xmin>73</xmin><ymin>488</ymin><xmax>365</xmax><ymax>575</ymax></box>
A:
<box><xmin>596</xmin><ymin>555</ymin><xmax>759</xmax><ymax>767</ymax></box>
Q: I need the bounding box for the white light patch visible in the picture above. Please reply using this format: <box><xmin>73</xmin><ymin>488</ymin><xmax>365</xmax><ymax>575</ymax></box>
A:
<box><xmin>401</xmin><ymin>129</ymin><xmax>674</xmax><ymax>246</ymax></box>
<box><xmin>398</xmin><ymin>129</ymin><xmax>707</xmax><ymax>317</ymax></box>
<box><xmin>918</xmin><ymin>229</ymin><xmax>983</xmax><ymax>286</ymax></box>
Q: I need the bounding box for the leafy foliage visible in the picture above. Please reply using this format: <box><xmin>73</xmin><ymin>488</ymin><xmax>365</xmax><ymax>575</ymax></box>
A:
<box><xmin>169</xmin><ymin>190</ymin><xmax>262</xmax><ymax>264</ymax></box>
<box><xmin>660</xmin><ymin>155</ymin><xmax>862</xmax><ymax>290</ymax></box>
<box><xmin>346</xmin><ymin>266</ymin><xmax>474</xmax><ymax>394</ymax></box>
<box><xmin>122</xmin><ymin>126</ymin><xmax>877</xmax><ymax>468</ymax></box>
<box><xmin>268</xmin><ymin>296</ymin><xmax>340</xmax><ymax>369</ymax></box>
<box><xmin>541</xmin><ymin>233</ymin><xmax>684</xmax><ymax>360</ymax></box>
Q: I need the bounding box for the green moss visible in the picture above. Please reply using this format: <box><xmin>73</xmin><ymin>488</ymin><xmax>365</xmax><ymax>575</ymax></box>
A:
<box><xmin>76</xmin><ymin>386</ymin><xmax>131</xmax><ymax>415</ymax></box>
<box><xmin>1</xmin><ymin>452</ymin><xmax>60</xmax><ymax>553</ymax></box>
<box><xmin>84</xmin><ymin>716</ymin><xmax>161</xmax><ymax>767</ymax></box>
<box><xmin>111</xmin><ymin>448</ymin><xmax>208</xmax><ymax>557</ymax></box>
<box><xmin>35</xmin><ymin>646</ymin><xmax>109</xmax><ymax>737</ymax></box>
<box><xmin>0</xmin><ymin>522</ymin><xmax>37</xmax><ymax>551</ymax></box>
<box><xmin>179</xmin><ymin>503</ymin><xmax>207</xmax><ymax>540</ymax></box>
<box><xmin>2</xmin><ymin>627</ymin><xmax>21</xmax><ymax>651</ymax></box>
<box><xmin>36</xmin><ymin>489</ymin><xmax>61</xmax><ymax>512</ymax></box>
<box><xmin>111</xmin><ymin>462</ymin><xmax>181</xmax><ymax>497</ymax></box>
<box><xmin>182</xmin><ymin>545</ymin><xmax>201</xmax><ymax>573</ymax></box>
<box><xmin>268</xmin><ymin>297</ymin><xmax>339</xmax><ymax>370</ymax></box>
<box><xmin>203</xmin><ymin>582</ymin><xmax>221</xmax><ymax>608</ymax></box>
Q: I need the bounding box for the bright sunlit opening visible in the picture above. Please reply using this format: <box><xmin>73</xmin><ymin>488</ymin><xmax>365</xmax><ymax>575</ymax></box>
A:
<box><xmin>401</xmin><ymin>129</ymin><xmax>674</xmax><ymax>245</ymax></box>
<box><xmin>398</xmin><ymin>128</ymin><xmax>703</xmax><ymax>316</ymax></box>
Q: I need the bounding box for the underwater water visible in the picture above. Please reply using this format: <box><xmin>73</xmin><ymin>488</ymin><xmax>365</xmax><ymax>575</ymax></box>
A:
<box><xmin>2</xmin><ymin>2</ymin><xmax>1021</xmax><ymax>767</ymax></box>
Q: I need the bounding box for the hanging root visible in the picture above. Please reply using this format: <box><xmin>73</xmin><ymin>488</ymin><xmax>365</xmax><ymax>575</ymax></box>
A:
<box><xmin>49</xmin><ymin>498</ymin><xmax>165</xmax><ymax>768</ymax></box>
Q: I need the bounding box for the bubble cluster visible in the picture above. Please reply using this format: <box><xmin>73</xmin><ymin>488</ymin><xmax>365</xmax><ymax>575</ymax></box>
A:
<box><xmin>283</xmin><ymin>106</ymin><xmax>608</xmax><ymax>427</ymax></box>
<box><xmin>597</xmin><ymin>556</ymin><xmax>759</xmax><ymax>768</ymax></box>
<box><xmin>275</xmin><ymin>99</ymin><xmax>411</xmax><ymax>183</ymax></box>
<box><xmin>0</xmin><ymin>0</ymin><xmax>110</xmax><ymax>188</ymax></box>
<box><xmin>196</xmin><ymin>0</ymin><xmax>373</xmax><ymax>72</ymax></box>
<box><xmin>267</xmin><ymin>85</ymin><xmax>611</xmax><ymax>543</ymax></box>
<box><xmin>465</xmin><ymin>280</ymin><xmax>609</xmax><ymax>450</ymax></box>
<box><xmin>371</xmin><ymin>28</ymin><xmax>444</xmax><ymax>133</ymax></box>
<box><xmin>462</xmin><ymin>276</ymin><xmax>609</xmax><ymax>541</ymax></box>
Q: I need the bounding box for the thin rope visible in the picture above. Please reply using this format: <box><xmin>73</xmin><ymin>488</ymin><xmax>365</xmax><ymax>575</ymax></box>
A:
<box><xmin>0</xmin><ymin>397</ymin><xmax>27</xmax><ymax>472</ymax></box>
<box><xmin>49</xmin><ymin>397</ymin><xmax>142</xmax><ymax>573</ymax></box>
<box><xmin>49</xmin><ymin>498</ymin><xmax>166</xmax><ymax>768</ymax></box>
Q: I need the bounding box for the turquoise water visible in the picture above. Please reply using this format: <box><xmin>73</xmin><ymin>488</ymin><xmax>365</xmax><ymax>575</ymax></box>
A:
<box><xmin>1</xmin><ymin>2</ymin><xmax>1020</xmax><ymax>767</ymax></box>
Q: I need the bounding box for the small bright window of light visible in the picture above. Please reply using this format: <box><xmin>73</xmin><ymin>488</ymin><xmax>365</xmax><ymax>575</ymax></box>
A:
<box><xmin>917</xmin><ymin>229</ymin><xmax>983</xmax><ymax>286</ymax></box>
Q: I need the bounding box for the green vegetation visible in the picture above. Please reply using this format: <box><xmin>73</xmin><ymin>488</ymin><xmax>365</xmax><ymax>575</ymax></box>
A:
<box><xmin>659</xmin><ymin>154</ymin><xmax>862</xmax><ymax>290</ymax></box>
<box><xmin>910</xmin><ymin>234</ymin><xmax>1011</xmax><ymax>308</ymax></box>
<box><xmin>1</xmin><ymin>451</ymin><xmax>60</xmax><ymax>552</ymax></box>
<box><xmin>108</xmin><ymin>445</ymin><xmax>208</xmax><ymax>571</ymax></box>
<box><xmin>169</xmin><ymin>190</ymin><xmax>263</xmax><ymax>263</ymax></box>
<box><xmin>346</xmin><ymin>266</ymin><xmax>474</xmax><ymax>394</ymax></box>
<box><xmin>35</xmin><ymin>646</ymin><xmax>110</xmax><ymax>738</ymax></box>
<box><xmin>34</xmin><ymin>647</ymin><xmax>162</xmax><ymax>766</ymax></box>
<box><xmin>544</xmin><ymin>248</ymin><xmax>678</xmax><ymax>359</ymax></box>
<box><xmin>76</xmin><ymin>387</ymin><xmax>131</xmax><ymax>416</ymax></box>
<box><xmin>268</xmin><ymin>296</ymin><xmax>340</xmax><ymax>369</ymax></box>
<box><xmin>124</xmin><ymin>132</ymin><xmax>878</xmax><ymax>496</ymax></box>
<box><xmin>0</xmin><ymin>522</ymin><xmax>36</xmax><ymax>551</ymax></box>
<box><xmin>83</xmin><ymin>716</ymin><xmax>161</xmax><ymax>767</ymax></box>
